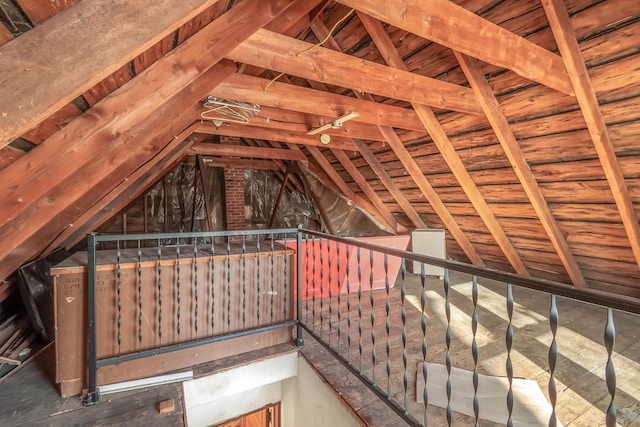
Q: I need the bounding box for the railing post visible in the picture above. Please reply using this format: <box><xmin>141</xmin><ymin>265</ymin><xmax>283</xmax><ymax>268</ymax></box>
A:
<box><xmin>83</xmin><ymin>233</ymin><xmax>100</xmax><ymax>405</ymax></box>
<box><xmin>296</xmin><ymin>226</ymin><xmax>304</xmax><ymax>347</ymax></box>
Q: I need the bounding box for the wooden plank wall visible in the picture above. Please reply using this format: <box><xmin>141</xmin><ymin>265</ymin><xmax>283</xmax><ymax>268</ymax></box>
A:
<box><xmin>316</xmin><ymin>0</ymin><xmax>640</xmax><ymax>296</ymax></box>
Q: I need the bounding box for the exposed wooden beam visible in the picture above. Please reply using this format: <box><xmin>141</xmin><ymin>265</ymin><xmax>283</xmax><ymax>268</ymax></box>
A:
<box><xmin>212</xmin><ymin>73</ymin><xmax>426</xmax><ymax>132</ymax></box>
<box><xmin>542</xmin><ymin>0</ymin><xmax>640</xmax><ymax>271</ymax></box>
<box><xmin>337</xmin><ymin>0</ymin><xmax>573</xmax><ymax>95</ymax></box>
<box><xmin>359</xmin><ymin>12</ymin><xmax>527</xmax><ymax>275</ymax></box>
<box><xmin>303</xmin><ymin>145</ymin><xmax>396</xmax><ymax>232</ymax></box>
<box><xmin>191</xmin><ymin>142</ymin><xmax>307</xmax><ymax>162</ymax></box>
<box><xmin>202</xmin><ymin>157</ymin><xmax>282</xmax><ymax>170</ymax></box>
<box><xmin>351</xmin><ymin>139</ymin><xmax>427</xmax><ymax>230</ymax></box>
<box><xmin>291</xmin><ymin>160</ymin><xmax>335</xmax><ymax>234</ymax></box>
<box><xmin>227</xmin><ymin>29</ymin><xmax>482</xmax><ymax>115</ymax></box>
<box><xmin>0</xmin><ymin>0</ymin><xmax>296</xmax><ymax>235</ymax></box>
<box><xmin>194</xmin><ymin>121</ymin><xmax>356</xmax><ymax>150</ymax></box>
<box><xmin>331</xmin><ymin>148</ymin><xmax>400</xmax><ymax>232</ymax></box>
<box><xmin>456</xmin><ymin>52</ymin><xmax>585</xmax><ymax>286</ymax></box>
<box><xmin>0</xmin><ymin>0</ymin><xmax>222</xmax><ymax>147</ymax></box>
<box><xmin>53</xmin><ymin>125</ymin><xmax>202</xmax><ymax>252</ymax></box>
<box><xmin>309</xmin><ymin>18</ymin><xmax>484</xmax><ymax>266</ymax></box>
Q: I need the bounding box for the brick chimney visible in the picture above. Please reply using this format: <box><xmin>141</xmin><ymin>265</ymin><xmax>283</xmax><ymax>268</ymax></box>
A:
<box><xmin>221</xmin><ymin>136</ymin><xmax>246</xmax><ymax>231</ymax></box>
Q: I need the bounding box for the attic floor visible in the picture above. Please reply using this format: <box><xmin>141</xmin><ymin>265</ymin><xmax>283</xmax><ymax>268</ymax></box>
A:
<box><xmin>0</xmin><ymin>271</ymin><xmax>639</xmax><ymax>426</ymax></box>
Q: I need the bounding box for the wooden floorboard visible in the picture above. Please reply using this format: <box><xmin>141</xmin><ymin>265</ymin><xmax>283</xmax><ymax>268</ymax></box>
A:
<box><xmin>300</xmin><ymin>270</ymin><xmax>640</xmax><ymax>426</ymax></box>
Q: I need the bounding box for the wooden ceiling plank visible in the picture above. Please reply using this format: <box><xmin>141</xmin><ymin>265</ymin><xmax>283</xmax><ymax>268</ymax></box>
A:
<box><xmin>359</xmin><ymin>12</ymin><xmax>527</xmax><ymax>276</ymax></box>
<box><xmin>456</xmin><ymin>52</ymin><xmax>586</xmax><ymax>286</ymax></box>
<box><xmin>0</xmin><ymin>23</ymin><xmax>12</xmax><ymax>46</ymax></box>
<box><xmin>542</xmin><ymin>0</ymin><xmax>640</xmax><ymax>271</ymax></box>
<box><xmin>309</xmin><ymin>18</ymin><xmax>484</xmax><ymax>267</ymax></box>
<box><xmin>190</xmin><ymin>142</ymin><xmax>308</xmax><ymax>162</ymax></box>
<box><xmin>304</xmin><ymin>145</ymin><xmax>396</xmax><ymax>232</ymax></box>
<box><xmin>194</xmin><ymin>122</ymin><xmax>356</xmax><ymax>150</ymax></box>
<box><xmin>0</xmin><ymin>0</ymin><xmax>297</xmax><ymax>234</ymax></box>
<box><xmin>336</xmin><ymin>0</ymin><xmax>573</xmax><ymax>95</ymax></box>
<box><xmin>331</xmin><ymin>148</ymin><xmax>399</xmax><ymax>232</ymax></box>
<box><xmin>226</xmin><ymin>29</ymin><xmax>482</xmax><ymax>115</ymax></box>
<box><xmin>212</xmin><ymin>73</ymin><xmax>425</xmax><ymax>132</ymax></box>
<box><xmin>15</xmin><ymin>0</ymin><xmax>80</xmax><ymax>25</ymax></box>
<box><xmin>0</xmin><ymin>0</ymin><xmax>224</xmax><ymax>148</ymax></box>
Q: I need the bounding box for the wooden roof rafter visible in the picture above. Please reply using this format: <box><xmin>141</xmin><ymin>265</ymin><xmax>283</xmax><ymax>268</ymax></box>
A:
<box><xmin>357</xmin><ymin>12</ymin><xmax>528</xmax><ymax>276</ymax></box>
<box><xmin>335</xmin><ymin>0</ymin><xmax>574</xmax><ymax>96</ymax></box>
<box><xmin>542</xmin><ymin>0</ymin><xmax>640</xmax><ymax>272</ymax></box>
<box><xmin>309</xmin><ymin>17</ymin><xmax>485</xmax><ymax>267</ymax></box>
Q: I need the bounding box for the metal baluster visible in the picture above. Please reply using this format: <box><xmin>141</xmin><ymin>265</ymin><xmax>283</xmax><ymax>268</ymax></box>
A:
<box><xmin>401</xmin><ymin>258</ymin><xmax>408</xmax><ymax>412</ymax></box>
<box><xmin>194</xmin><ymin>243</ymin><xmax>199</xmax><ymax>336</ymax></box>
<box><xmin>226</xmin><ymin>239</ymin><xmax>231</xmax><ymax>332</ymax></box>
<box><xmin>357</xmin><ymin>246</ymin><xmax>363</xmax><ymax>374</ymax></box>
<box><xmin>312</xmin><ymin>235</ymin><xmax>317</xmax><ymax>333</ymax></box>
<box><xmin>283</xmin><ymin>234</ymin><xmax>288</xmax><ymax>322</ymax></box>
<box><xmin>242</xmin><ymin>235</ymin><xmax>246</xmax><ymax>330</ymax></box>
<box><xmin>320</xmin><ymin>238</ymin><xmax>325</xmax><ymax>340</ymax></box>
<box><xmin>604</xmin><ymin>308</ymin><xmax>617</xmax><ymax>427</ymax></box>
<box><xmin>370</xmin><ymin>249</ymin><xmax>376</xmax><ymax>385</ymax></box>
<box><xmin>117</xmin><ymin>241</ymin><xmax>122</xmax><ymax>355</ymax></box>
<box><xmin>346</xmin><ymin>244</ymin><xmax>352</xmax><ymax>363</ymax></box>
<box><xmin>157</xmin><ymin>241</ymin><xmax>162</xmax><ymax>343</ymax></box>
<box><xmin>444</xmin><ymin>269</ymin><xmax>452</xmax><ymax>426</ymax></box>
<box><xmin>336</xmin><ymin>240</ymin><xmax>342</xmax><ymax>355</ymax></box>
<box><xmin>137</xmin><ymin>240</ymin><xmax>142</xmax><ymax>347</ymax></box>
<box><xmin>385</xmin><ymin>253</ymin><xmax>391</xmax><ymax>398</ymax></box>
<box><xmin>296</xmin><ymin>228</ymin><xmax>304</xmax><ymax>347</ymax></box>
<box><xmin>506</xmin><ymin>283</ymin><xmax>514</xmax><ymax>427</ymax></box>
<box><xmin>420</xmin><ymin>263</ymin><xmax>428</xmax><ymax>426</ymax></box>
<box><xmin>305</xmin><ymin>233</ymin><xmax>310</xmax><ymax>325</ymax></box>
<box><xmin>256</xmin><ymin>237</ymin><xmax>261</xmax><ymax>326</ymax></box>
<box><xmin>328</xmin><ymin>239</ymin><xmax>333</xmax><ymax>347</ymax></box>
<box><xmin>548</xmin><ymin>294</ymin><xmax>558</xmax><ymax>427</ymax></box>
<box><xmin>270</xmin><ymin>237</ymin><xmax>275</xmax><ymax>325</ymax></box>
<box><xmin>176</xmin><ymin>245</ymin><xmax>181</xmax><ymax>337</ymax></box>
<box><xmin>210</xmin><ymin>240</ymin><xmax>215</xmax><ymax>334</ymax></box>
<box><xmin>471</xmin><ymin>275</ymin><xmax>480</xmax><ymax>426</ymax></box>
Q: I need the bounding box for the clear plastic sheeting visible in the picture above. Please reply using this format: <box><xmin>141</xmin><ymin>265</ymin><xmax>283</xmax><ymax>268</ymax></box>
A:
<box><xmin>244</xmin><ymin>169</ymin><xmax>317</xmax><ymax>230</ymax></box>
<box><xmin>303</xmin><ymin>167</ymin><xmax>391</xmax><ymax>237</ymax></box>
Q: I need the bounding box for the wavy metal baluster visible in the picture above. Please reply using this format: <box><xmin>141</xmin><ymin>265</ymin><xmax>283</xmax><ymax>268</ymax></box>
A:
<box><xmin>270</xmin><ymin>237</ymin><xmax>275</xmax><ymax>325</ymax></box>
<box><xmin>320</xmin><ymin>238</ymin><xmax>325</xmax><ymax>340</ymax></box>
<box><xmin>385</xmin><ymin>253</ymin><xmax>391</xmax><ymax>399</ymax></box>
<box><xmin>357</xmin><ymin>246</ymin><xmax>363</xmax><ymax>374</ymax></box>
<box><xmin>226</xmin><ymin>239</ymin><xmax>231</xmax><ymax>333</ymax></box>
<box><xmin>336</xmin><ymin>240</ymin><xmax>342</xmax><ymax>355</ymax></box>
<box><xmin>548</xmin><ymin>294</ymin><xmax>558</xmax><ymax>427</ymax></box>
<box><xmin>400</xmin><ymin>258</ymin><xmax>409</xmax><ymax>412</ymax></box>
<box><xmin>176</xmin><ymin>245</ymin><xmax>181</xmax><ymax>338</ymax></box>
<box><xmin>116</xmin><ymin>241</ymin><xmax>122</xmax><ymax>355</ymax></box>
<box><xmin>346</xmin><ymin>244</ymin><xmax>352</xmax><ymax>363</ymax></box>
<box><xmin>471</xmin><ymin>275</ymin><xmax>480</xmax><ymax>425</ymax></box>
<box><xmin>194</xmin><ymin>243</ymin><xmax>199</xmax><ymax>336</ymax></box>
<box><xmin>420</xmin><ymin>263</ymin><xmax>428</xmax><ymax>426</ymax></box>
<box><xmin>210</xmin><ymin>240</ymin><xmax>215</xmax><ymax>334</ymax></box>
<box><xmin>242</xmin><ymin>236</ymin><xmax>246</xmax><ymax>330</ymax></box>
<box><xmin>256</xmin><ymin>237</ymin><xmax>261</xmax><ymax>326</ymax></box>
<box><xmin>328</xmin><ymin>239</ymin><xmax>333</xmax><ymax>347</ymax></box>
<box><xmin>506</xmin><ymin>283</ymin><xmax>514</xmax><ymax>427</ymax></box>
<box><xmin>369</xmin><ymin>248</ymin><xmax>376</xmax><ymax>385</ymax></box>
<box><xmin>444</xmin><ymin>269</ymin><xmax>452</xmax><ymax>426</ymax></box>
<box><xmin>304</xmin><ymin>233</ymin><xmax>310</xmax><ymax>325</ymax></box>
<box><xmin>137</xmin><ymin>241</ymin><xmax>143</xmax><ymax>347</ymax></box>
<box><xmin>604</xmin><ymin>308</ymin><xmax>617</xmax><ymax>427</ymax></box>
<box><xmin>312</xmin><ymin>235</ymin><xmax>317</xmax><ymax>333</ymax></box>
<box><xmin>157</xmin><ymin>241</ymin><xmax>162</xmax><ymax>343</ymax></box>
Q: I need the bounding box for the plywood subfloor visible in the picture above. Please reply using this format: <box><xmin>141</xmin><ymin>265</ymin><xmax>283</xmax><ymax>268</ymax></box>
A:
<box><xmin>300</xmin><ymin>270</ymin><xmax>640</xmax><ymax>426</ymax></box>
